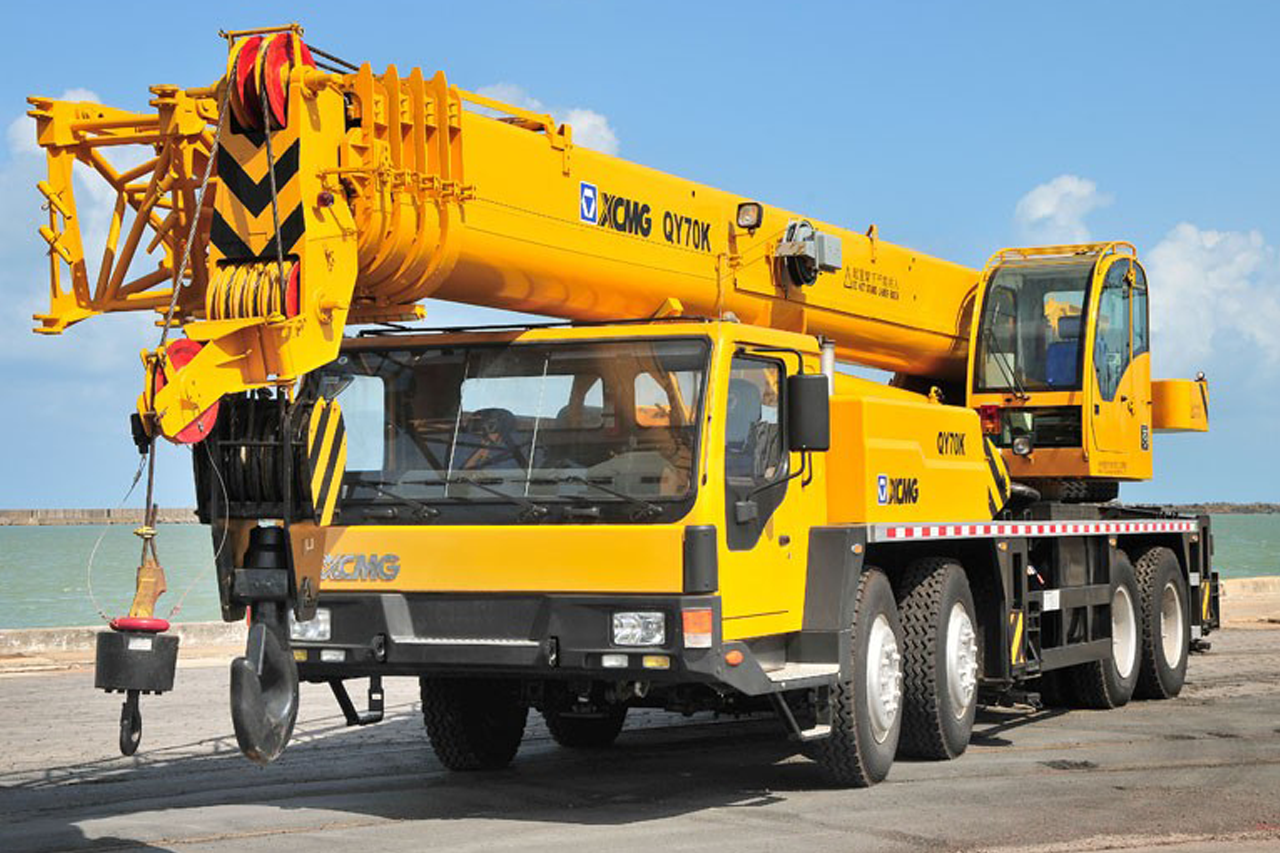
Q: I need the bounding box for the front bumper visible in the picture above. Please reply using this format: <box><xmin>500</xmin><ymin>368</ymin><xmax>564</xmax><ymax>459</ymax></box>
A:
<box><xmin>294</xmin><ymin>592</ymin><xmax>725</xmax><ymax>683</ymax></box>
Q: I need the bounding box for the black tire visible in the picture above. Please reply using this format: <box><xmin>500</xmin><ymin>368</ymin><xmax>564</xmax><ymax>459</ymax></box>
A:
<box><xmin>543</xmin><ymin>705</ymin><xmax>627</xmax><ymax>749</ymax></box>
<box><xmin>894</xmin><ymin>558</ymin><xmax>980</xmax><ymax>760</ymax></box>
<box><xmin>1062</xmin><ymin>552</ymin><xmax>1141</xmax><ymax>709</ymax></box>
<box><xmin>811</xmin><ymin>567</ymin><xmax>903</xmax><ymax>787</ymax></box>
<box><xmin>1132</xmin><ymin>546</ymin><xmax>1190</xmax><ymax>699</ymax></box>
<box><xmin>420</xmin><ymin>677</ymin><xmax>528</xmax><ymax>770</ymax></box>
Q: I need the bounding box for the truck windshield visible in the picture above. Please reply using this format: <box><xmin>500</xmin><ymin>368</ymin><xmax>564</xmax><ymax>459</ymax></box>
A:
<box><xmin>974</xmin><ymin>260</ymin><xmax>1094</xmax><ymax>394</ymax></box>
<box><xmin>313</xmin><ymin>337</ymin><xmax>709</xmax><ymax>525</ymax></box>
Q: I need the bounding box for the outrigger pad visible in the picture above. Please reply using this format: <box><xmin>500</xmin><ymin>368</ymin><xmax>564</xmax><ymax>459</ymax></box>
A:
<box><xmin>230</xmin><ymin>620</ymin><xmax>299</xmax><ymax>764</ymax></box>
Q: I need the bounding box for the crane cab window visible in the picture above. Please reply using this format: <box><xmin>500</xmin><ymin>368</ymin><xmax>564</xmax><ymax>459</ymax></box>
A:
<box><xmin>1094</xmin><ymin>261</ymin><xmax>1132</xmax><ymax>402</ymax></box>
<box><xmin>1132</xmin><ymin>263</ymin><xmax>1149</xmax><ymax>358</ymax></box>
<box><xmin>974</xmin><ymin>260</ymin><xmax>1094</xmax><ymax>393</ymax></box>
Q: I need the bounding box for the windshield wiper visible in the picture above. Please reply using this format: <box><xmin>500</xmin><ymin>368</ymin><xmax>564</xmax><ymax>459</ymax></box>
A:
<box><xmin>531</xmin><ymin>475</ymin><xmax>663</xmax><ymax>520</ymax></box>
<box><xmin>400</xmin><ymin>475</ymin><xmax>549</xmax><ymax>522</ymax></box>
<box><xmin>345</xmin><ymin>480</ymin><xmax>441</xmax><ymax>520</ymax></box>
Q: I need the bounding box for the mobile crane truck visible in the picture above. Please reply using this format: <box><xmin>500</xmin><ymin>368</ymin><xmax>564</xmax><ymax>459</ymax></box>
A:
<box><xmin>29</xmin><ymin>24</ymin><xmax>1218</xmax><ymax>784</ymax></box>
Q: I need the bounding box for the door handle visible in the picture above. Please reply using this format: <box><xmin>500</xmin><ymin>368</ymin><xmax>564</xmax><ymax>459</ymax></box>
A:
<box><xmin>778</xmin><ymin>535</ymin><xmax>791</xmax><ymax>546</ymax></box>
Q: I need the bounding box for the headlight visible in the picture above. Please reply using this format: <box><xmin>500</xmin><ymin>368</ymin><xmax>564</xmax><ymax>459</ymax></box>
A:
<box><xmin>612</xmin><ymin>611</ymin><xmax>665</xmax><ymax>646</ymax></box>
<box><xmin>288</xmin><ymin>608</ymin><xmax>331</xmax><ymax>642</ymax></box>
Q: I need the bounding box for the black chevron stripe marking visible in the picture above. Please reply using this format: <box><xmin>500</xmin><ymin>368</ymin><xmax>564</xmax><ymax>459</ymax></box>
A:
<box><xmin>308</xmin><ymin>401</ymin><xmax>332</xmax><ymax>476</ymax></box>
<box><xmin>314</xmin><ymin>418</ymin><xmax>345</xmax><ymax>523</ymax></box>
<box><xmin>210</xmin><ymin>207</ymin><xmax>305</xmax><ymax>261</ymax></box>
<box><xmin>983</xmin><ymin>438</ymin><xmax>1009</xmax><ymax>501</ymax></box>
<box><xmin>217</xmin><ymin>140</ymin><xmax>300</xmax><ymax>217</ymax></box>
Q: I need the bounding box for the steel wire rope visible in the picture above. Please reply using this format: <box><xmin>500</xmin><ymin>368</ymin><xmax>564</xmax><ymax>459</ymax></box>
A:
<box><xmin>110</xmin><ymin>82</ymin><xmax>232</xmax><ymax>623</ymax></box>
<box><xmin>83</xmin><ymin>454</ymin><xmax>149</xmax><ymax>623</ymax></box>
<box><xmin>164</xmin><ymin>440</ymin><xmax>231</xmax><ymax>621</ymax></box>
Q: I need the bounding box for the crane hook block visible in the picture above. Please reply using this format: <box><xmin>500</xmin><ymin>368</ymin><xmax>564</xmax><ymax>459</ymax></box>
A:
<box><xmin>230</xmin><ymin>610</ymin><xmax>300</xmax><ymax>764</ymax></box>
<box><xmin>94</xmin><ymin>622</ymin><xmax>179</xmax><ymax>756</ymax></box>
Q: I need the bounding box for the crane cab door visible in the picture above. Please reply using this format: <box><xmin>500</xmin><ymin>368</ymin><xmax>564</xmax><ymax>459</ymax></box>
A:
<box><xmin>1087</xmin><ymin>258</ymin><xmax>1152</xmax><ymax>477</ymax></box>
<box><xmin>716</xmin><ymin>352</ymin><xmax>809</xmax><ymax>640</ymax></box>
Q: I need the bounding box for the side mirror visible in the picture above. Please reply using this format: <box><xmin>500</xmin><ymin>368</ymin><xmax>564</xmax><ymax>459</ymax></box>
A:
<box><xmin>786</xmin><ymin>373</ymin><xmax>830</xmax><ymax>452</ymax></box>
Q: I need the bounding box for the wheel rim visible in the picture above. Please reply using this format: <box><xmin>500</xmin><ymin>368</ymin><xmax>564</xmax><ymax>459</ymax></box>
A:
<box><xmin>1160</xmin><ymin>580</ymin><xmax>1185</xmax><ymax>669</ymax></box>
<box><xmin>1111</xmin><ymin>584</ymin><xmax>1137</xmax><ymax>680</ymax></box>
<box><xmin>945</xmin><ymin>602</ymin><xmax>978</xmax><ymax>719</ymax></box>
<box><xmin>865</xmin><ymin>613</ymin><xmax>903</xmax><ymax>744</ymax></box>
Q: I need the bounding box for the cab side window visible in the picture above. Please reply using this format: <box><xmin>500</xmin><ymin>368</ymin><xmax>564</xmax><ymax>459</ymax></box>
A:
<box><xmin>724</xmin><ymin>357</ymin><xmax>783</xmax><ymax>482</ymax></box>
<box><xmin>1094</xmin><ymin>261</ymin><xmax>1132</xmax><ymax>401</ymax></box>
<box><xmin>723</xmin><ymin>356</ymin><xmax>785</xmax><ymax>550</ymax></box>
<box><xmin>1132</xmin><ymin>264</ymin><xmax>1149</xmax><ymax>358</ymax></box>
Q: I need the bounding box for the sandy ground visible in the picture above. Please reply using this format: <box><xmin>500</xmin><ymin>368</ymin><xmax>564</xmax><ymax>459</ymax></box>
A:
<box><xmin>1</xmin><ymin>605</ymin><xmax>1278</xmax><ymax>852</ymax></box>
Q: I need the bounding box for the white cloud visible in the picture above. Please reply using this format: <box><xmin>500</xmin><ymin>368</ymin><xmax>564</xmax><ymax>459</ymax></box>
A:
<box><xmin>1014</xmin><ymin>174</ymin><xmax>1111</xmax><ymax>243</ymax></box>
<box><xmin>476</xmin><ymin>83</ymin><xmax>619</xmax><ymax>156</ymax></box>
<box><xmin>1146</xmin><ymin>222</ymin><xmax>1280</xmax><ymax>376</ymax></box>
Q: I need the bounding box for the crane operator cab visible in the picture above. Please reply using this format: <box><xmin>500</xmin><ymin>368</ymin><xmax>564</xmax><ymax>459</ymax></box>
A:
<box><xmin>967</xmin><ymin>243</ymin><xmax>1207</xmax><ymax>501</ymax></box>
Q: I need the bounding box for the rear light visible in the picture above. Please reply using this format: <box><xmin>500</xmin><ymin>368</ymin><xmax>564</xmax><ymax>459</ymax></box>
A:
<box><xmin>978</xmin><ymin>405</ymin><xmax>1001</xmax><ymax>435</ymax></box>
<box><xmin>682</xmin><ymin>608</ymin><xmax>714</xmax><ymax>649</ymax></box>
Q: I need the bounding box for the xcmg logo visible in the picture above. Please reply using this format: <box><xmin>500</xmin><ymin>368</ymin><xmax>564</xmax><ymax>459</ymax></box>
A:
<box><xmin>322</xmin><ymin>553</ymin><xmax>401</xmax><ymax>582</ymax></box>
<box><xmin>877</xmin><ymin>474</ymin><xmax>920</xmax><ymax>506</ymax></box>
<box><xmin>580</xmin><ymin>180</ymin><xmax>652</xmax><ymax>236</ymax></box>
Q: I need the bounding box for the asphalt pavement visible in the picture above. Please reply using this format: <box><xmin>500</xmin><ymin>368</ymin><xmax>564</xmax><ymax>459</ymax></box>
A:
<box><xmin>1</xmin><ymin>627</ymin><xmax>1278</xmax><ymax>853</ymax></box>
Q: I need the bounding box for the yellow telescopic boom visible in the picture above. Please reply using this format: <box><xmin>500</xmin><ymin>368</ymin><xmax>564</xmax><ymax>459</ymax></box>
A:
<box><xmin>29</xmin><ymin>28</ymin><xmax>979</xmax><ymax>441</ymax></box>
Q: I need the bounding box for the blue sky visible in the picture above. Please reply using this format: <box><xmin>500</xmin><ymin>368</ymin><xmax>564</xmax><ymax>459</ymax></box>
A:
<box><xmin>0</xmin><ymin>0</ymin><xmax>1276</xmax><ymax>506</ymax></box>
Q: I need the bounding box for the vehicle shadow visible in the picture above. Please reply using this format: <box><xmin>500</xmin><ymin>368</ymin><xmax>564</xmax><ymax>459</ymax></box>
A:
<box><xmin>1</xmin><ymin>698</ymin><xmax>1050</xmax><ymax>852</ymax></box>
<box><xmin>968</xmin><ymin>705</ymin><xmax>1068</xmax><ymax>748</ymax></box>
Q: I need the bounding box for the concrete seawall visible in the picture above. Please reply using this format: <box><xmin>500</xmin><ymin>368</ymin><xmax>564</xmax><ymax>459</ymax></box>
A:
<box><xmin>0</xmin><ymin>620</ymin><xmax>246</xmax><ymax>656</ymax></box>
<box><xmin>0</xmin><ymin>508</ymin><xmax>197</xmax><ymax>526</ymax></box>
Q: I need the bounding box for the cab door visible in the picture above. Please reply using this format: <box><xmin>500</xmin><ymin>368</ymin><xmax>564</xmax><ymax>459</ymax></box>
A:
<box><xmin>1088</xmin><ymin>258</ymin><xmax>1143</xmax><ymax>472</ymax></box>
<box><xmin>716</xmin><ymin>351</ymin><xmax>810</xmax><ymax>641</ymax></box>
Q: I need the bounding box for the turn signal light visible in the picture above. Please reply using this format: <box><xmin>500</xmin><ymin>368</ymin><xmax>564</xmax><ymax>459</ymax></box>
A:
<box><xmin>978</xmin><ymin>405</ymin><xmax>1002</xmax><ymax>435</ymax></box>
<box><xmin>682</xmin><ymin>608</ymin><xmax>714</xmax><ymax>649</ymax></box>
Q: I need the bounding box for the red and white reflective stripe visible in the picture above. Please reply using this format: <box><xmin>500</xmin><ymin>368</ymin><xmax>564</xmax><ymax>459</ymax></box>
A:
<box><xmin>870</xmin><ymin>518</ymin><xmax>1198</xmax><ymax>543</ymax></box>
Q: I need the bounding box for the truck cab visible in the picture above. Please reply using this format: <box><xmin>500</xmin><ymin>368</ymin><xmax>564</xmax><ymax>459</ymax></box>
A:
<box><xmin>289</xmin><ymin>320</ymin><xmax>820</xmax><ymax>668</ymax></box>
